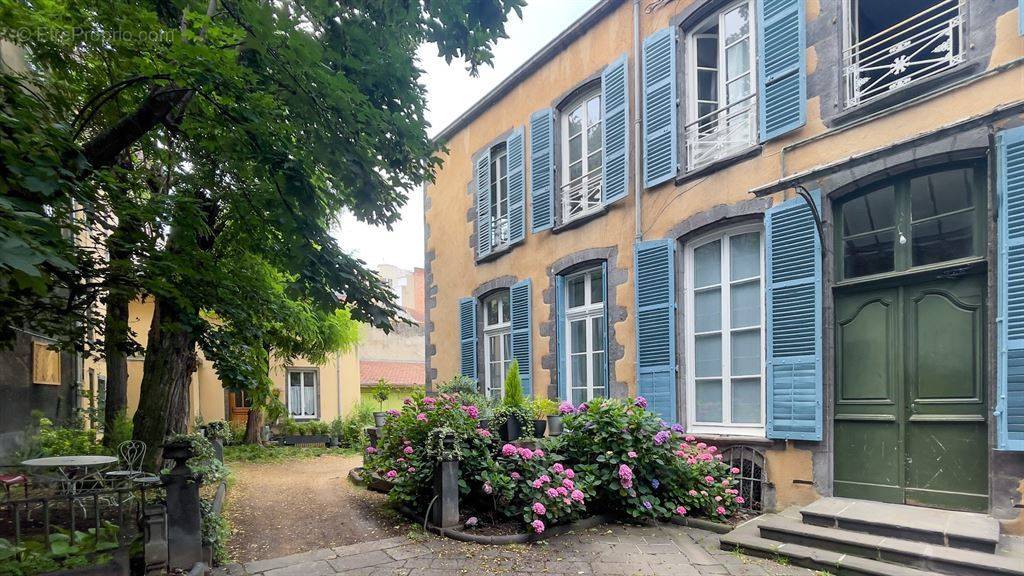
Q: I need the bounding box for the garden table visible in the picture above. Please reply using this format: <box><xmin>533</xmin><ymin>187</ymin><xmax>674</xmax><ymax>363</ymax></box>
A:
<box><xmin>20</xmin><ymin>455</ymin><xmax>118</xmax><ymax>500</ymax></box>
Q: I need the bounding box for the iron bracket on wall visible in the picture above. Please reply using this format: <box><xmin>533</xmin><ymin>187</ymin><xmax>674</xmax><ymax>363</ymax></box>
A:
<box><xmin>792</xmin><ymin>185</ymin><xmax>826</xmax><ymax>260</ymax></box>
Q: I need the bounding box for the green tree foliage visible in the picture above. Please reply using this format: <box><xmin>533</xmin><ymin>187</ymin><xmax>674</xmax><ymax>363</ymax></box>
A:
<box><xmin>1</xmin><ymin>0</ymin><xmax>524</xmax><ymax>460</ymax></box>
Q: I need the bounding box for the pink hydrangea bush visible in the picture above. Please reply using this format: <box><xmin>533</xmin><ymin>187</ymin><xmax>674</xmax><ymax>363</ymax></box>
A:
<box><xmin>478</xmin><ymin>443</ymin><xmax>595</xmax><ymax>531</ymax></box>
<box><xmin>365</xmin><ymin>390</ymin><xmax>492</xmax><ymax>514</ymax></box>
<box><xmin>560</xmin><ymin>398</ymin><xmax>741</xmax><ymax>521</ymax></box>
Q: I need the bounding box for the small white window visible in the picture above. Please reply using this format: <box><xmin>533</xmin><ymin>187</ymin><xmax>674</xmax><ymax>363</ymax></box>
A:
<box><xmin>563</xmin><ymin>267</ymin><xmax>606</xmax><ymax>404</ymax></box>
<box><xmin>560</xmin><ymin>89</ymin><xmax>603</xmax><ymax>223</ymax></box>
<box><xmin>483</xmin><ymin>291</ymin><xmax>512</xmax><ymax>400</ymax></box>
<box><xmin>684</xmin><ymin>225</ymin><xmax>764</xmax><ymax>435</ymax></box>
<box><xmin>287</xmin><ymin>369</ymin><xmax>318</xmax><ymax>420</ymax></box>
<box><xmin>490</xmin><ymin>144</ymin><xmax>510</xmax><ymax>249</ymax></box>
<box><xmin>684</xmin><ymin>0</ymin><xmax>757</xmax><ymax>171</ymax></box>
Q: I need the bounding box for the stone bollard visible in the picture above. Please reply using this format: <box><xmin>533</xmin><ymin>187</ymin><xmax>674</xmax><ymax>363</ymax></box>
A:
<box><xmin>210</xmin><ymin>437</ymin><xmax>224</xmax><ymax>462</ymax></box>
<box><xmin>161</xmin><ymin>440</ymin><xmax>203</xmax><ymax>570</ymax></box>
<box><xmin>142</xmin><ymin>503</ymin><xmax>168</xmax><ymax>575</ymax></box>
<box><xmin>431</xmin><ymin>435</ymin><xmax>460</xmax><ymax>529</ymax></box>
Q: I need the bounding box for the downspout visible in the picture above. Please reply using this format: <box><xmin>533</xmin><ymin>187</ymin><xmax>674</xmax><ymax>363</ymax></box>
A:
<box><xmin>632</xmin><ymin>0</ymin><xmax>643</xmax><ymax>243</ymax></box>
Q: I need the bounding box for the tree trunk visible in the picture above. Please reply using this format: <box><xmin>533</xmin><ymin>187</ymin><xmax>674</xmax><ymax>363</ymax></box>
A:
<box><xmin>102</xmin><ymin>294</ymin><xmax>129</xmax><ymax>447</ymax></box>
<box><xmin>245</xmin><ymin>408</ymin><xmax>264</xmax><ymax>444</ymax></box>
<box><xmin>132</xmin><ymin>295</ymin><xmax>198</xmax><ymax>470</ymax></box>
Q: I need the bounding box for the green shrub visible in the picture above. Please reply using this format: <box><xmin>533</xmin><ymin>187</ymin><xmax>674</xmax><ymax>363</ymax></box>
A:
<box><xmin>436</xmin><ymin>375</ymin><xmax>479</xmax><ymax>397</ymax></box>
<box><xmin>228</xmin><ymin>421</ymin><xmax>246</xmax><ymax>445</ymax></box>
<box><xmin>22</xmin><ymin>415</ymin><xmax>109</xmax><ymax>458</ymax></box>
<box><xmin>104</xmin><ymin>413</ymin><xmax>133</xmax><ymax>447</ymax></box>
<box><xmin>502</xmin><ymin>361</ymin><xmax>525</xmax><ymax>407</ymax></box>
<box><xmin>332</xmin><ymin>403</ymin><xmax>373</xmax><ymax>449</ymax></box>
<box><xmin>200</xmin><ymin>499</ymin><xmax>231</xmax><ymax>566</ymax></box>
<box><xmin>370</xmin><ymin>379</ymin><xmax>393</xmax><ymax>411</ymax></box>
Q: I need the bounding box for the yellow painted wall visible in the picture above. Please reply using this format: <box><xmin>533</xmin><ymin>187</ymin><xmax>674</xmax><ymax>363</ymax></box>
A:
<box><xmin>425</xmin><ymin>0</ymin><xmax>1024</xmax><ymax>513</ymax></box>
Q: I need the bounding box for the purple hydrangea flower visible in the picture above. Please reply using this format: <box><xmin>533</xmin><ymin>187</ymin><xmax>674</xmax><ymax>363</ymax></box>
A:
<box><xmin>634</xmin><ymin>396</ymin><xmax>648</xmax><ymax>409</ymax></box>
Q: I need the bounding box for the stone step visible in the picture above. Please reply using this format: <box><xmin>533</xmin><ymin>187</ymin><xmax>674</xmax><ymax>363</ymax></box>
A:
<box><xmin>720</xmin><ymin>518</ymin><xmax>947</xmax><ymax>576</ymax></box>
<box><xmin>759</xmin><ymin>516</ymin><xmax>1024</xmax><ymax>576</ymax></box>
<box><xmin>800</xmin><ymin>497</ymin><xmax>1000</xmax><ymax>553</ymax></box>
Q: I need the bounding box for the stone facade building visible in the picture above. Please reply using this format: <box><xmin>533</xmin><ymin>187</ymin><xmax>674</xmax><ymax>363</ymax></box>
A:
<box><xmin>424</xmin><ymin>0</ymin><xmax>1024</xmax><ymax>530</ymax></box>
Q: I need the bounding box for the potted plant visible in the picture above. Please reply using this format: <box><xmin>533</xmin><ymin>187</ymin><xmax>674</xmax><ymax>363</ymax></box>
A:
<box><xmin>548</xmin><ymin>400</ymin><xmax>573</xmax><ymax>436</ymax></box>
<box><xmin>371</xmin><ymin>378</ymin><xmax>393</xmax><ymax>427</ymax></box>
<box><xmin>531</xmin><ymin>398</ymin><xmax>558</xmax><ymax>437</ymax></box>
<box><xmin>494</xmin><ymin>361</ymin><xmax>531</xmax><ymax>442</ymax></box>
<box><xmin>478</xmin><ymin>399</ymin><xmax>494</xmax><ymax>431</ymax></box>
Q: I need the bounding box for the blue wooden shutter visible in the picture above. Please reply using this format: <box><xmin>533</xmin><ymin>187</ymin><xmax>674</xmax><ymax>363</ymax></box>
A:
<box><xmin>642</xmin><ymin>27</ymin><xmax>678</xmax><ymax>188</ymax></box>
<box><xmin>602</xmin><ymin>55</ymin><xmax>629</xmax><ymax>205</ymax></box>
<box><xmin>998</xmin><ymin>126</ymin><xmax>1024</xmax><ymax>451</ymax></box>
<box><xmin>765</xmin><ymin>191</ymin><xmax>821</xmax><ymax>440</ymax></box>
<box><xmin>530</xmin><ymin>109</ymin><xmax>555</xmax><ymax>232</ymax></box>
<box><xmin>757</xmin><ymin>0</ymin><xmax>806</xmax><ymax>142</ymax></box>
<box><xmin>476</xmin><ymin>153</ymin><xmax>492</xmax><ymax>258</ymax></box>
<box><xmin>510</xmin><ymin>279</ymin><xmax>533</xmax><ymax>397</ymax></box>
<box><xmin>506</xmin><ymin>128</ymin><xmax>526</xmax><ymax>245</ymax></box>
<box><xmin>556</xmin><ymin>275</ymin><xmax>567</xmax><ymax>401</ymax></box>
<box><xmin>635</xmin><ymin>239</ymin><xmax>677</xmax><ymax>423</ymax></box>
<box><xmin>458</xmin><ymin>297</ymin><xmax>477</xmax><ymax>379</ymax></box>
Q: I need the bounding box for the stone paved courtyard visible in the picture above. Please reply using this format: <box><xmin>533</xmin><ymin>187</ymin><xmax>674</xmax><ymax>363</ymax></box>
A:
<box><xmin>213</xmin><ymin>522</ymin><xmax>817</xmax><ymax>576</ymax></box>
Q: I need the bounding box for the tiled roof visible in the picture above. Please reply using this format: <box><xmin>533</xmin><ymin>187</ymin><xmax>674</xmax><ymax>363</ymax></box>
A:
<box><xmin>359</xmin><ymin>360</ymin><xmax>425</xmax><ymax>387</ymax></box>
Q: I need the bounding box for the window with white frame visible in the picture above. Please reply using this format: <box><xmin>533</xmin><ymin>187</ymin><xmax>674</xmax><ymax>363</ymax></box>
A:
<box><xmin>483</xmin><ymin>291</ymin><xmax>512</xmax><ymax>400</ymax></box>
<box><xmin>560</xmin><ymin>88</ymin><xmax>603</xmax><ymax>223</ymax></box>
<box><xmin>684</xmin><ymin>226</ymin><xmax>764</xmax><ymax>435</ymax></box>
<box><xmin>489</xmin><ymin>143</ymin><xmax>510</xmax><ymax>249</ymax></box>
<box><xmin>287</xmin><ymin>369</ymin><xmax>318</xmax><ymax>419</ymax></box>
<box><xmin>684</xmin><ymin>0</ymin><xmax>757</xmax><ymax>171</ymax></box>
<box><xmin>564</xmin><ymin>267</ymin><xmax>606</xmax><ymax>404</ymax></box>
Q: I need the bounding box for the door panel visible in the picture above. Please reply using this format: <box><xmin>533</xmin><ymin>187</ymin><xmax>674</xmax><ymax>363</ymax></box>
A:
<box><xmin>903</xmin><ymin>276</ymin><xmax>987</xmax><ymax>511</ymax></box>
<box><xmin>834</xmin><ymin>288</ymin><xmax>902</xmax><ymax>503</ymax></box>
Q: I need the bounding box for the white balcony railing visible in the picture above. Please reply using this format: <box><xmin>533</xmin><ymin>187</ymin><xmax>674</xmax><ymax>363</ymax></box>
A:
<box><xmin>684</xmin><ymin>93</ymin><xmax>758</xmax><ymax>172</ymax></box>
<box><xmin>843</xmin><ymin>0</ymin><xmax>965</xmax><ymax>108</ymax></box>
<box><xmin>562</xmin><ymin>166</ymin><xmax>603</xmax><ymax>223</ymax></box>
<box><xmin>490</xmin><ymin>215</ymin><xmax>509</xmax><ymax>248</ymax></box>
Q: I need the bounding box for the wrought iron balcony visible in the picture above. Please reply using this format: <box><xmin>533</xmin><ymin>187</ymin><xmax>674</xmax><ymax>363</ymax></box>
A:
<box><xmin>684</xmin><ymin>93</ymin><xmax>757</xmax><ymax>172</ymax></box>
<box><xmin>843</xmin><ymin>0</ymin><xmax>965</xmax><ymax>108</ymax></box>
<box><xmin>562</xmin><ymin>167</ymin><xmax>603</xmax><ymax>223</ymax></box>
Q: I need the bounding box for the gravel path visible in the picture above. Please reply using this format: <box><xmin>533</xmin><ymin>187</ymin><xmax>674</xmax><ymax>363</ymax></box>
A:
<box><xmin>224</xmin><ymin>453</ymin><xmax>409</xmax><ymax>563</ymax></box>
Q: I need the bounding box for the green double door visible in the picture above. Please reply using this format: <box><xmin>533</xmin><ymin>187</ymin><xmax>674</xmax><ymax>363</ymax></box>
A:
<box><xmin>834</xmin><ymin>273</ymin><xmax>988</xmax><ymax>512</ymax></box>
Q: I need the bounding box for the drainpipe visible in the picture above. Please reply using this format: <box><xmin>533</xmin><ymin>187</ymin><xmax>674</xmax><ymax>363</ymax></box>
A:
<box><xmin>632</xmin><ymin>0</ymin><xmax>643</xmax><ymax>243</ymax></box>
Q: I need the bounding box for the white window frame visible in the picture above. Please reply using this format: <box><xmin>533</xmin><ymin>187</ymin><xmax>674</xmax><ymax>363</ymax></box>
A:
<box><xmin>563</xmin><ymin>267</ymin><xmax>606</xmax><ymax>403</ymax></box>
<box><xmin>482</xmin><ymin>291</ymin><xmax>512</xmax><ymax>400</ymax></box>
<box><xmin>287</xmin><ymin>369</ymin><xmax>319</xmax><ymax>420</ymax></box>
<box><xmin>490</xmin><ymin>145</ymin><xmax>510</xmax><ymax>249</ymax></box>
<box><xmin>559</xmin><ymin>88</ymin><xmax>603</xmax><ymax>223</ymax></box>
<box><xmin>683</xmin><ymin>224</ymin><xmax>765</xmax><ymax>436</ymax></box>
<box><xmin>683</xmin><ymin>0</ymin><xmax>758</xmax><ymax>171</ymax></box>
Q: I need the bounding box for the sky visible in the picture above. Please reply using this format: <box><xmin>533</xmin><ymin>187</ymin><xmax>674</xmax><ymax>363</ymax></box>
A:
<box><xmin>334</xmin><ymin>0</ymin><xmax>601</xmax><ymax>271</ymax></box>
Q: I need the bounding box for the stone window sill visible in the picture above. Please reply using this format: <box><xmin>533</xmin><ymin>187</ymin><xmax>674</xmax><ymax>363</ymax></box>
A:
<box><xmin>475</xmin><ymin>240</ymin><xmax>522</xmax><ymax>264</ymax></box>
<box><xmin>686</xmin><ymin>433</ymin><xmax>774</xmax><ymax>447</ymax></box>
<box><xmin>552</xmin><ymin>206</ymin><xmax>608</xmax><ymax>234</ymax></box>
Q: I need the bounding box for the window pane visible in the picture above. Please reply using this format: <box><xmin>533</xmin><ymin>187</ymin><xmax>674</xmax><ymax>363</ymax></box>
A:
<box><xmin>568</xmin><ymin>275</ymin><xmax>586</xmax><ymax>308</ymax></box>
<box><xmin>590</xmin><ymin>269</ymin><xmax>604</xmax><ymax>304</ymax></box>
<box><xmin>488</xmin><ymin>335</ymin><xmax>499</xmax><ymax>362</ymax></box>
<box><xmin>911</xmin><ymin>211</ymin><xmax>974</xmax><ymax>266</ymax></box>
<box><xmin>725</xmin><ymin>41</ymin><xmax>750</xmax><ymax>82</ymax></box>
<box><xmin>572</xmin><ymin>387</ymin><xmax>587</xmax><ymax>405</ymax></box>
<box><xmin>570</xmin><ymin>160</ymin><xmax>583</xmax><ymax>181</ymax></box>
<box><xmin>503</xmin><ymin>332</ymin><xmax>512</xmax><ymax>362</ymax></box>
<box><xmin>498</xmin><ymin>292</ymin><xmax>510</xmax><ymax>323</ymax></box>
<box><xmin>288</xmin><ymin>376</ymin><xmax>301</xmax><ymax>415</ymax></box>
<box><xmin>731</xmin><ymin>378</ymin><xmax>761</xmax><ymax>424</ymax></box>
<box><xmin>730</xmin><ymin>280</ymin><xmax>760</xmax><ymax>328</ymax></box>
<box><xmin>587</xmin><ymin>96</ymin><xmax>602</xmax><ymax>123</ymax></box>
<box><xmin>587</xmin><ymin>124</ymin><xmax>602</xmax><ymax>157</ymax></box>
<box><xmin>572</xmin><ymin>354</ymin><xmax>588</xmax><ymax>389</ymax></box>
<box><xmin>694</xmin><ymin>240</ymin><xmax>721</xmax><ymax>288</ymax></box>
<box><xmin>694</xmin><ymin>289</ymin><xmax>722</xmax><ymax>332</ymax></box>
<box><xmin>303</xmin><ymin>374</ymin><xmax>316</xmax><ymax>416</ymax></box>
<box><xmin>698</xmin><ymin>102</ymin><xmax>717</xmax><ymax>123</ymax></box>
<box><xmin>722</xmin><ymin>4</ymin><xmax>749</xmax><ymax>46</ymax></box>
<box><xmin>910</xmin><ymin>168</ymin><xmax>973</xmax><ymax>221</ymax></box>
<box><xmin>697</xmin><ymin>70</ymin><xmax>718</xmax><ymax>103</ymax></box>
<box><xmin>695</xmin><ymin>334</ymin><xmax>722</xmax><ymax>377</ymax></box>
<box><xmin>696</xmin><ymin>36</ymin><xmax>718</xmax><ymax>68</ymax></box>
<box><xmin>696</xmin><ymin>379</ymin><xmax>723</xmax><ymax>422</ymax></box>
<box><xmin>726</xmin><ymin>74</ymin><xmax>751</xmax><ymax>104</ymax></box>
<box><xmin>486</xmin><ymin>298</ymin><xmax>499</xmax><ymax>326</ymax></box>
<box><xmin>489</xmin><ymin>362</ymin><xmax>501</xmax><ymax>395</ymax></box>
<box><xmin>844</xmin><ymin>232</ymin><xmax>895</xmax><ymax>278</ymax></box>
<box><xmin>591</xmin><ymin>316</ymin><xmax>606</xmax><ymax>352</ymax></box>
<box><xmin>592</xmin><ymin>351</ymin><xmax>606</xmax><ymax>391</ymax></box>
<box><xmin>587</xmin><ymin>150</ymin><xmax>603</xmax><ymax>173</ymax></box>
<box><xmin>731</xmin><ymin>330</ymin><xmax>760</xmax><ymax>376</ymax></box>
<box><xmin>570</xmin><ymin>319</ymin><xmax>587</xmax><ymax>353</ymax></box>
<box><xmin>730</xmin><ymin>232</ymin><xmax>760</xmax><ymax>280</ymax></box>
<box><xmin>843</xmin><ymin>187</ymin><xmax>894</xmax><ymax>236</ymax></box>
<box><xmin>568</xmin><ymin>106</ymin><xmax>582</xmax><ymax>137</ymax></box>
<box><xmin>569</xmin><ymin>134</ymin><xmax>583</xmax><ymax>164</ymax></box>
